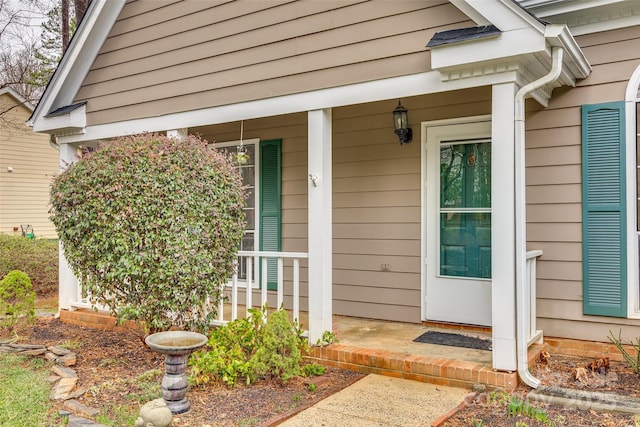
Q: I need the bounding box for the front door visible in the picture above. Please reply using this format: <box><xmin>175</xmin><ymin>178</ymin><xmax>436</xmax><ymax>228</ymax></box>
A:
<box><xmin>425</xmin><ymin>120</ymin><xmax>492</xmax><ymax>326</ymax></box>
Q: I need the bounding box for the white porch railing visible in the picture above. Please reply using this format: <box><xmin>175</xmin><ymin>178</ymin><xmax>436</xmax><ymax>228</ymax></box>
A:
<box><xmin>212</xmin><ymin>251</ymin><xmax>308</xmax><ymax>326</ymax></box>
<box><xmin>68</xmin><ymin>250</ymin><xmax>309</xmax><ymax>330</ymax></box>
<box><xmin>525</xmin><ymin>250</ymin><xmax>544</xmax><ymax>346</ymax></box>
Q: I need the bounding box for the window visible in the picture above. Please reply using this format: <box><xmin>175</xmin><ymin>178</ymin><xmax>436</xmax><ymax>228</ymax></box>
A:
<box><xmin>439</xmin><ymin>139</ymin><xmax>492</xmax><ymax>278</ymax></box>
<box><xmin>213</xmin><ymin>139</ymin><xmax>281</xmax><ymax>289</ymax></box>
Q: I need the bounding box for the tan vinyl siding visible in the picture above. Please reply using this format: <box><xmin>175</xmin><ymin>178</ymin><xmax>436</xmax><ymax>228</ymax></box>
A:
<box><xmin>192</xmin><ymin>87</ymin><xmax>490</xmax><ymax>323</ymax></box>
<box><xmin>0</xmin><ymin>94</ymin><xmax>58</xmax><ymax>238</ymax></box>
<box><xmin>76</xmin><ymin>0</ymin><xmax>471</xmax><ymax>126</ymax></box>
<box><xmin>526</xmin><ymin>25</ymin><xmax>640</xmax><ymax>341</ymax></box>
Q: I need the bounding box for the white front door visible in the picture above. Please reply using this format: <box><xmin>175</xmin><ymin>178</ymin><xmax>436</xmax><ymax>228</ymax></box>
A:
<box><xmin>424</xmin><ymin>119</ymin><xmax>492</xmax><ymax>326</ymax></box>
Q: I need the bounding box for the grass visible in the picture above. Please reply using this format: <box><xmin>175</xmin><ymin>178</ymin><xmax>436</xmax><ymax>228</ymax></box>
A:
<box><xmin>0</xmin><ymin>354</ymin><xmax>53</xmax><ymax>427</ymax></box>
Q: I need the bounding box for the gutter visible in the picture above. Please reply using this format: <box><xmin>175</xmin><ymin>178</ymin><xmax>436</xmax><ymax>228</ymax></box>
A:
<box><xmin>514</xmin><ymin>46</ymin><xmax>564</xmax><ymax>389</ymax></box>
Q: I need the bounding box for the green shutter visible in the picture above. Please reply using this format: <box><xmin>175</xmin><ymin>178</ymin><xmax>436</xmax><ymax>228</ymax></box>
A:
<box><xmin>582</xmin><ymin>102</ymin><xmax>627</xmax><ymax>317</ymax></box>
<box><xmin>260</xmin><ymin>140</ymin><xmax>282</xmax><ymax>291</ymax></box>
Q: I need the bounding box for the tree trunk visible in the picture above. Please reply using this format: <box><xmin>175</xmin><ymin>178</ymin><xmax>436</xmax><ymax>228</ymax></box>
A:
<box><xmin>61</xmin><ymin>0</ymin><xmax>69</xmax><ymax>53</ymax></box>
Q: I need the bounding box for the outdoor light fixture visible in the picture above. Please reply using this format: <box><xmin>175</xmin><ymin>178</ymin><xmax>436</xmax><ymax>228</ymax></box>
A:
<box><xmin>393</xmin><ymin>100</ymin><xmax>412</xmax><ymax>144</ymax></box>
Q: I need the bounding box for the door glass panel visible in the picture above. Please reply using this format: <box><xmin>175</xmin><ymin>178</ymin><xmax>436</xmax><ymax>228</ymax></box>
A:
<box><xmin>439</xmin><ymin>140</ymin><xmax>491</xmax><ymax>278</ymax></box>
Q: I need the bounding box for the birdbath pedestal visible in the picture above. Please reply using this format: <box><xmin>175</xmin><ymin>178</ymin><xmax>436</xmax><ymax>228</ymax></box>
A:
<box><xmin>145</xmin><ymin>331</ymin><xmax>208</xmax><ymax>414</ymax></box>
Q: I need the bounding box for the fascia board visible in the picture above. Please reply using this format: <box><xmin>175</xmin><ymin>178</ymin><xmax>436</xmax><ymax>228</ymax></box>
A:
<box><xmin>33</xmin><ymin>104</ymin><xmax>87</xmax><ymax>134</ymax></box>
<box><xmin>0</xmin><ymin>87</ymin><xmax>34</xmax><ymax>111</ymax></box>
<box><xmin>430</xmin><ymin>28</ymin><xmax>546</xmax><ymax>70</ymax></box>
<box><xmin>520</xmin><ymin>0</ymin><xmax>626</xmax><ymax>18</ymax></box>
<box><xmin>452</xmin><ymin>0</ymin><xmax>546</xmax><ymax>32</ymax></box>
<box><xmin>544</xmin><ymin>24</ymin><xmax>591</xmax><ymax>79</ymax></box>
<box><xmin>54</xmin><ymin>70</ymin><xmax>520</xmax><ymax>144</ymax></box>
<box><xmin>28</xmin><ymin>0</ymin><xmax>125</xmax><ymax>129</ymax></box>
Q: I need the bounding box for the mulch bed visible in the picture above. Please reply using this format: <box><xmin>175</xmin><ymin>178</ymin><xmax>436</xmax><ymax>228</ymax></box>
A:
<box><xmin>1</xmin><ymin>316</ymin><xmax>364</xmax><ymax>426</ymax></box>
<box><xmin>441</xmin><ymin>352</ymin><xmax>640</xmax><ymax>426</ymax></box>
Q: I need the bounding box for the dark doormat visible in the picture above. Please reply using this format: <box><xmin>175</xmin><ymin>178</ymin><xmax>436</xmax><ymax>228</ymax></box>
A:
<box><xmin>413</xmin><ymin>331</ymin><xmax>492</xmax><ymax>351</ymax></box>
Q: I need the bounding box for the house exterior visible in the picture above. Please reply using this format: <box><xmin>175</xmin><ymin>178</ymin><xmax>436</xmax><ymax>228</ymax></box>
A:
<box><xmin>0</xmin><ymin>87</ymin><xmax>58</xmax><ymax>238</ymax></box>
<box><xmin>28</xmin><ymin>0</ymin><xmax>640</xmax><ymax>380</ymax></box>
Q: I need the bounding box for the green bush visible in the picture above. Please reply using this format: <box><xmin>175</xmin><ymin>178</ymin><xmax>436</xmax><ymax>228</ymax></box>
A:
<box><xmin>0</xmin><ymin>234</ymin><xmax>58</xmax><ymax>297</ymax></box>
<box><xmin>189</xmin><ymin>306</ymin><xmax>324</xmax><ymax>387</ymax></box>
<box><xmin>49</xmin><ymin>133</ymin><xmax>246</xmax><ymax>333</ymax></box>
<box><xmin>0</xmin><ymin>270</ymin><xmax>36</xmax><ymax>328</ymax></box>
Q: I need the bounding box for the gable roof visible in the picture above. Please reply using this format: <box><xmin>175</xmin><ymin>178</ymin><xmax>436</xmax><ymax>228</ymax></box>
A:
<box><xmin>0</xmin><ymin>86</ymin><xmax>35</xmax><ymax>112</ymax></box>
<box><xmin>28</xmin><ymin>0</ymin><xmax>125</xmax><ymax>133</ymax></box>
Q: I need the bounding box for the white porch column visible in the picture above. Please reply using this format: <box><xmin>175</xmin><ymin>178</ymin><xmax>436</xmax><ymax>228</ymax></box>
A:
<box><xmin>167</xmin><ymin>128</ymin><xmax>188</xmax><ymax>139</ymax></box>
<box><xmin>307</xmin><ymin>108</ymin><xmax>333</xmax><ymax>342</ymax></box>
<box><xmin>58</xmin><ymin>142</ymin><xmax>80</xmax><ymax>311</ymax></box>
<box><xmin>491</xmin><ymin>83</ymin><xmax>517</xmax><ymax>371</ymax></box>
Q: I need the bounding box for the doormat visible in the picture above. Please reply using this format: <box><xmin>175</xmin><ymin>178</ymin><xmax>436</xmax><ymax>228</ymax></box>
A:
<box><xmin>413</xmin><ymin>331</ymin><xmax>492</xmax><ymax>351</ymax></box>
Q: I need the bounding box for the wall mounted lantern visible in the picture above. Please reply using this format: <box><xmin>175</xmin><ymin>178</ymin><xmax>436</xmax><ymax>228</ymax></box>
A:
<box><xmin>393</xmin><ymin>100</ymin><xmax>412</xmax><ymax>144</ymax></box>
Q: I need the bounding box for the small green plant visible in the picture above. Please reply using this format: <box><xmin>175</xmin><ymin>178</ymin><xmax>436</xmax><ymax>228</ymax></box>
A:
<box><xmin>303</xmin><ymin>362</ymin><xmax>326</xmax><ymax>377</ymax></box>
<box><xmin>308</xmin><ymin>383</ymin><xmax>317</xmax><ymax>392</ymax></box>
<box><xmin>190</xmin><ymin>306</ymin><xmax>312</xmax><ymax>387</ymax></box>
<box><xmin>489</xmin><ymin>390</ymin><xmax>508</xmax><ymax>404</ymax></box>
<box><xmin>609</xmin><ymin>330</ymin><xmax>640</xmax><ymax>375</ymax></box>
<box><xmin>506</xmin><ymin>394</ymin><xmax>555</xmax><ymax>426</ymax></box>
<box><xmin>316</xmin><ymin>330</ymin><xmax>338</xmax><ymax>346</ymax></box>
<box><xmin>472</xmin><ymin>420</ymin><xmax>484</xmax><ymax>427</ymax></box>
<box><xmin>0</xmin><ymin>270</ymin><xmax>36</xmax><ymax>329</ymax></box>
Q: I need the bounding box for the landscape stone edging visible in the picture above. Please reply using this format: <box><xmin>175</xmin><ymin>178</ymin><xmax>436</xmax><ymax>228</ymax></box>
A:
<box><xmin>0</xmin><ymin>341</ymin><xmax>107</xmax><ymax>427</ymax></box>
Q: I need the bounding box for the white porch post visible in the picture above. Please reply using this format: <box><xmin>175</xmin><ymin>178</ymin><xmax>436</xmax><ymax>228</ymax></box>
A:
<box><xmin>167</xmin><ymin>128</ymin><xmax>188</xmax><ymax>139</ymax></box>
<box><xmin>58</xmin><ymin>142</ymin><xmax>80</xmax><ymax>311</ymax></box>
<box><xmin>491</xmin><ymin>83</ymin><xmax>518</xmax><ymax>371</ymax></box>
<box><xmin>307</xmin><ymin>108</ymin><xmax>333</xmax><ymax>342</ymax></box>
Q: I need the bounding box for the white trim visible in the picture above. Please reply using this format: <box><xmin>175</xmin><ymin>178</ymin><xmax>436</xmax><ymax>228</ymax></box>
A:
<box><xmin>423</xmin><ymin>119</ymin><xmax>493</xmax><ymax>326</ymax></box>
<box><xmin>420</xmin><ymin>114</ymin><xmax>491</xmax><ymax>323</ymax></box>
<box><xmin>307</xmin><ymin>108</ymin><xmax>333</xmax><ymax>343</ymax></box>
<box><xmin>491</xmin><ymin>82</ymin><xmax>518</xmax><ymax>371</ymax></box>
<box><xmin>625</xmin><ymin>65</ymin><xmax>640</xmax><ymax>318</ymax></box>
<box><xmin>53</xmin><ymin>70</ymin><xmax>521</xmax><ymax>144</ymax></box>
<box><xmin>213</xmin><ymin>138</ymin><xmax>261</xmax><ymax>290</ymax></box>
<box><xmin>0</xmin><ymin>87</ymin><xmax>34</xmax><ymax>111</ymax></box>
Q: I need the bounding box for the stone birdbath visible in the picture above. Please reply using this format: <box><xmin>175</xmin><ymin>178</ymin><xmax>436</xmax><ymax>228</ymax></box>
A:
<box><xmin>145</xmin><ymin>331</ymin><xmax>208</xmax><ymax>414</ymax></box>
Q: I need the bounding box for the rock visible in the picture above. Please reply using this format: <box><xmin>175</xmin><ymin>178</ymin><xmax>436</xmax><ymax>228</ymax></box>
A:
<box><xmin>64</xmin><ymin>399</ymin><xmax>100</xmax><ymax>418</ymax></box>
<box><xmin>8</xmin><ymin>343</ymin><xmax>45</xmax><ymax>350</ymax></box>
<box><xmin>48</xmin><ymin>345</ymin><xmax>72</xmax><ymax>356</ymax></box>
<box><xmin>44</xmin><ymin>352</ymin><xmax>58</xmax><ymax>362</ymax></box>
<box><xmin>68</xmin><ymin>414</ymin><xmax>107</xmax><ymax>426</ymax></box>
<box><xmin>51</xmin><ymin>377</ymin><xmax>78</xmax><ymax>400</ymax></box>
<box><xmin>66</xmin><ymin>386</ymin><xmax>88</xmax><ymax>400</ymax></box>
<box><xmin>20</xmin><ymin>348</ymin><xmax>47</xmax><ymax>356</ymax></box>
<box><xmin>46</xmin><ymin>375</ymin><xmax>61</xmax><ymax>384</ymax></box>
<box><xmin>134</xmin><ymin>398</ymin><xmax>173</xmax><ymax>427</ymax></box>
<box><xmin>57</xmin><ymin>352</ymin><xmax>77</xmax><ymax>366</ymax></box>
<box><xmin>51</xmin><ymin>365</ymin><xmax>77</xmax><ymax>378</ymax></box>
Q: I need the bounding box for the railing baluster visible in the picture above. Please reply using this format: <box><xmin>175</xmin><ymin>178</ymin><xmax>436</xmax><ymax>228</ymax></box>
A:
<box><xmin>246</xmin><ymin>256</ymin><xmax>253</xmax><ymax>316</ymax></box>
<box><xmin>293</xmin><ymin>258</ymin><xmax>300</xmax><ymax>323</ymax></box>
<box><xmin>277</xmin><ymin>257</ymin><xmax>284</xmax><ymax>309</ymax></box>
<box><xmin>261</xmin><ymin>256</ymin><xmax>268</xmax><ymax>307</ymax></box>
<box><xmin>231</xmin><ymin>259</ymin><xmax>238</xmax><ymax>321</ymax></box>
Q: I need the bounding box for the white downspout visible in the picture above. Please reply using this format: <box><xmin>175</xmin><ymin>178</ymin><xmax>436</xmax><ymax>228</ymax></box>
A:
<box><xmin>515</xmin><ymin>46</ymin><xmax>564</xmax><ymax>388</ymax></box>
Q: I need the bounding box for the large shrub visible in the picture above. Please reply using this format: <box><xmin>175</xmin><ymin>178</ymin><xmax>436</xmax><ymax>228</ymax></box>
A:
<box><xmin>0</xmin><ymin>234</ymin><xmax>58</xmax><ymax>297</ymax></box>
<box><xmin>49</xmin><ymin>133</ymin><xmax>246</xmax><ymax>333</ymax></box>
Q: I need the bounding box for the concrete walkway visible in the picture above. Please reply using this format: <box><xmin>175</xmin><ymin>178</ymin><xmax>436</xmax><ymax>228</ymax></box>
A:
<box><xmin>279</xmin><ymin>374</ymin><xmax>470</xmax><ymax>427</ymax></box>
